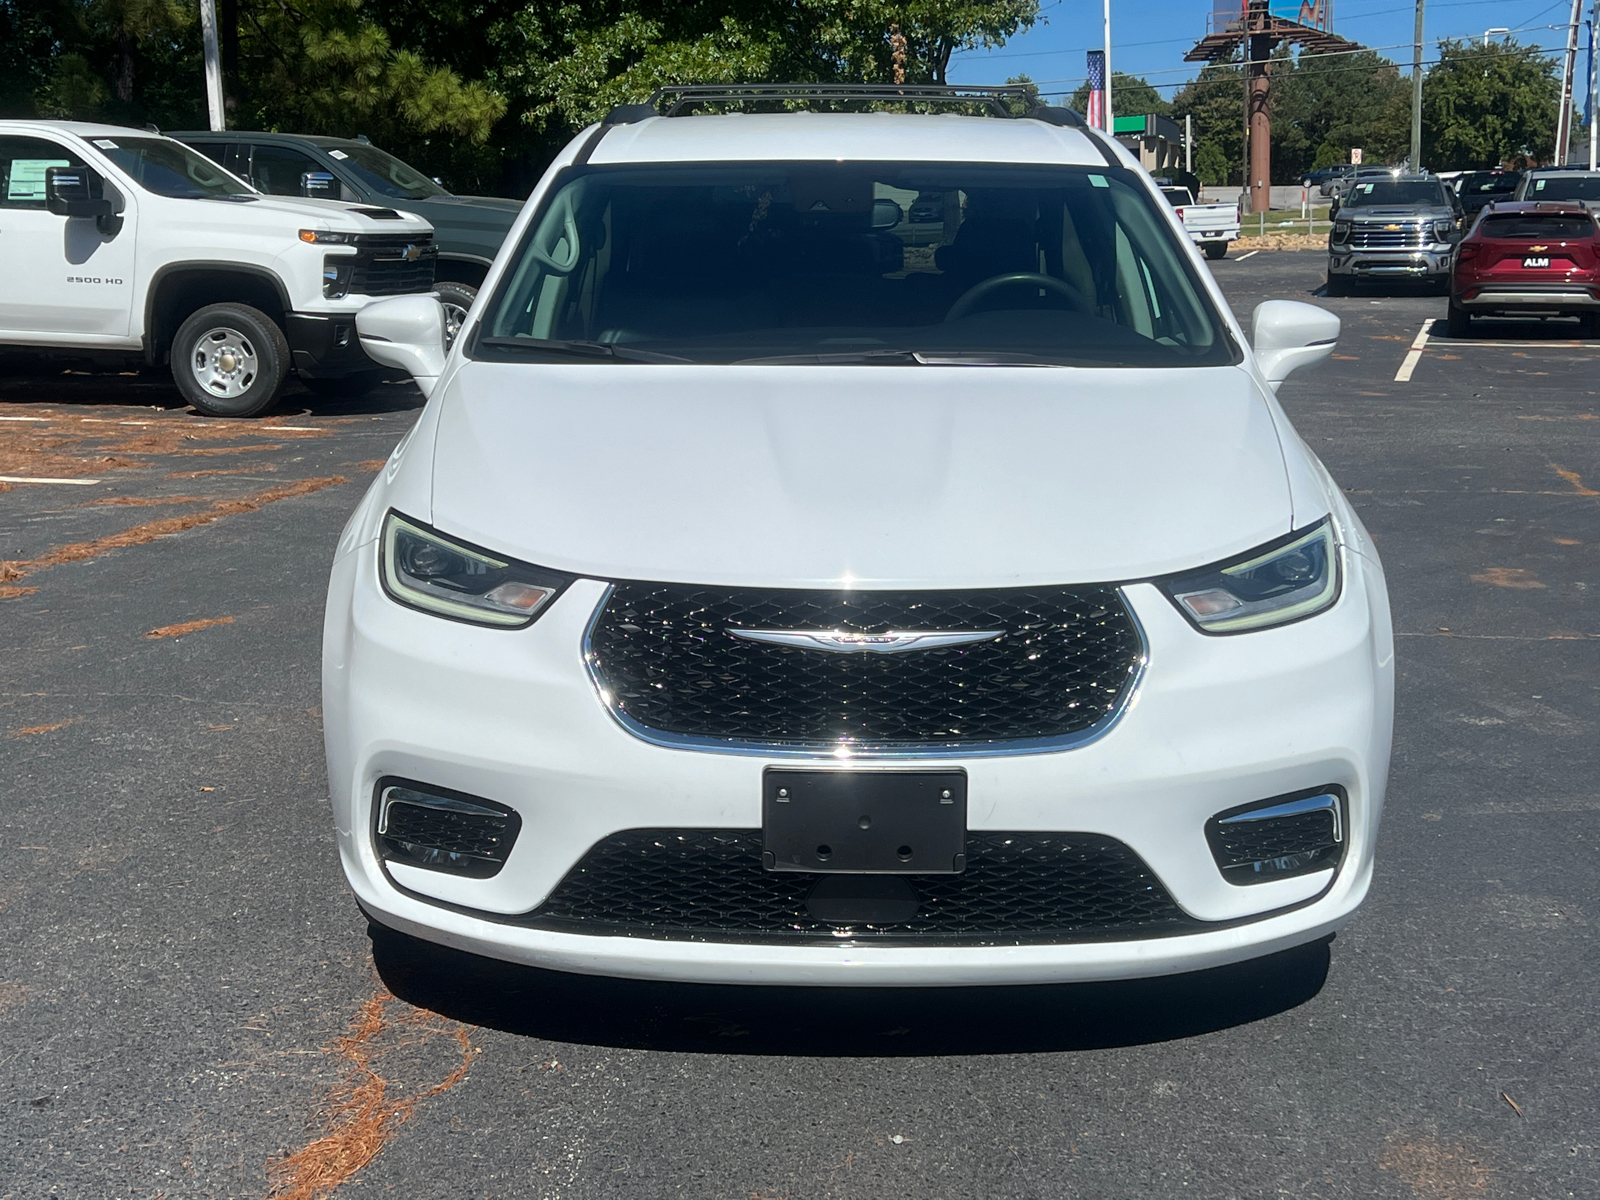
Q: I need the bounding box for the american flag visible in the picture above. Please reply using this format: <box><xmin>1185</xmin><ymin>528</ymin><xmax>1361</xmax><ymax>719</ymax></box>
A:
<box><xmin>1086</xmin><ymin>51</ymin><xmax>1106</xmax><ymax>129</ymax></box>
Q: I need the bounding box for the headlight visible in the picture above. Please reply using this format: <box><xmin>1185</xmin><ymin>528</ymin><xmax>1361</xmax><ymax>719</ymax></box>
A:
<box><xmin>1332</xmin><ymin>221</ymin><xmax>1351</xmax><ymax>239</ymax></box>
<box><xmin>1158</xmin><ymin>519</ymin><xmax>1339</xmax><ymax>634</ymax></box>
<box><xmin>1432</xmin><ymin>219</ymin><xmax>1454</xmax><ymax>240</ymax></box>
<box><xmin>300</xmin><ymin>229</ymin><xmax>356</xmax><ymax>244</ymax></box>
<box><xmin>379</xmin><ymin>511</ymin><xmax>572</xmax><ymax>627</ymax></box>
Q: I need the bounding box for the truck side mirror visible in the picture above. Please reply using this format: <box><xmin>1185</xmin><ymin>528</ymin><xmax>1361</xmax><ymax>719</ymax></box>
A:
<box><xmin>45</xmin><ymin>166</ymin><xmax>121</xmax><ymax>235</ymax></box>
<box><xmin>301</xmin><ymin>171</ymin><xmax>340</xmax><ymax>200</ymax></box>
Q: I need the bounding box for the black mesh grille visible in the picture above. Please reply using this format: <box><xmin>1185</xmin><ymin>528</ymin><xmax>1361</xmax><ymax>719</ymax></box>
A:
<box><xmin>378</xmin><ymin>786</ymin><xmax>520</xmax><ymax>879</ymax></box>
<box><xmin>1207</xmin><ymin>809</ymin><xmax>1342</xmax><ymax>885</ymax></box>
<box><xmin>525</xmin><ymin>829</ymin><xmax>1198</xmax><ymax>944</ymax></box>
<box><xmin>586</xmin><ymin>584</ymin><xmax>1143</xmax><ymax>748</ymax></box>
<box><xmin>350</xmin><ymin>236</ymin><xmax>438</xmax><ymax>296</ymax></box>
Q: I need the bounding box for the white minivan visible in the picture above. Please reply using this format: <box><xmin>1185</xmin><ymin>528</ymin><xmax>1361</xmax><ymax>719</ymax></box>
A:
<box><xmin>324</xmin><ymin>86</ymin><xmax>1393</xmax><ymax>987</ymax></box>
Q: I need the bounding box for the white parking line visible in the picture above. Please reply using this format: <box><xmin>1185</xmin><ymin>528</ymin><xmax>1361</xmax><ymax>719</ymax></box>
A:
<box><xmin>1394</xmin><ymin>319</ymin><xmax>1435</xmax><ymax>382</ymax></box>
<box><xmin>0</xmin><ymin>475</ymin><xmax>101</xmax><ymax>485</ymax></box>
<box><xmin>1235</xmin><ymin>250</ymin><xmax>1260</xmax><ymax>261</ymax></box>
<box><xmin>0</xmin><ymin>415</ymin><xmax>49</xmax><ymax>422</ymax></box>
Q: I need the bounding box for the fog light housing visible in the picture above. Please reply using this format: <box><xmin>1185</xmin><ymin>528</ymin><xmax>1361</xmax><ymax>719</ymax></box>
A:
<box><xmin>1205</xmin><ymin>787</ymin><xmax>1344</xmax><ymax>886</ymax></box>
<box><xmin>375</xmin><ymin>779</ymin><xmax>521</xmax><ymax>879</ymax></box>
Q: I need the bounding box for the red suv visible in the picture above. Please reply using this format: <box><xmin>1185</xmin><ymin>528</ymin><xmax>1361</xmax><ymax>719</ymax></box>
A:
<box><xmin>1449</xmin><ymin>201</ymin><xmax>1600</xmax><ymax>337</ymax></box>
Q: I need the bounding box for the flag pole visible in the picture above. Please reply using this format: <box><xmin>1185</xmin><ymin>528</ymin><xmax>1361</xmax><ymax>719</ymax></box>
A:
<box><xmin>1103</xmin><ymin>0</ymin><xmax>1114</xmax><ymax>132</ymax></box>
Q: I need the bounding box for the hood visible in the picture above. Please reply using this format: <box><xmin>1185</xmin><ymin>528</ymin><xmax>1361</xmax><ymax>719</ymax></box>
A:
<box><xmin>242</xmin><ymin>194</ymin><xmax>432</xmax><ymax>233</ymax></box>
<box><xmin>425</xmin><ymin>364</ymin><xmax>1296</xmax><ymax>589</ymax></box>
<box><xmin>1346</xmin><ymin>206</ymin><xmax>1452</xmax><ymax>221</ymax></box>
<box><xmin>403</xmin><ymin>194</ymin><xmax>521</xmax><ymax>231</ymax></box>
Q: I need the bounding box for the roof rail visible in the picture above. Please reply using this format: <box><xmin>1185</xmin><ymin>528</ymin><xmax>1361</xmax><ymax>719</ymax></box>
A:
<box><xmin>602</xmin><ymin>83</ymin><xmax>1086</xmax><ymax>127</ymax></box>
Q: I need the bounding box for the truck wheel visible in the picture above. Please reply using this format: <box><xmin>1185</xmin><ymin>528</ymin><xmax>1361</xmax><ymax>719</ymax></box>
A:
<box><xmin>1324</xmin><ymin>274</ymin><xmax>1349</xmax><ymax>297</ymax></box>
<box><xmin>172</xmin><ymin>303</ymin><xmax>289</xmax><ymax>418</ymax></box>
<box><xmin>1203</xmin><ymin>242</ymin><xmax>1227</xmax><ymax>261</ymax></box>
<box><xmin>435</xmin><ymin>282</ymin><xmax>476</xmax><ymax>349</ymax></box>
<box><xmin>1446</xmin><ymin>302</ymin><xmax>1472</xmax><ymax>338</ymax></box>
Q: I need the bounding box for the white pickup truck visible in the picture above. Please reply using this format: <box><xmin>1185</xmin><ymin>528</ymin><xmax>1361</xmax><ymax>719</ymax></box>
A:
<box><xmin>1160</xmin><ymin>185</ymin><xmax>1241</xmax><ymax>261</ymax></box>
<box><xmin>0</xmin><ymin>120</ymin><xmax>438</xmax><ymax>417</ymax></box>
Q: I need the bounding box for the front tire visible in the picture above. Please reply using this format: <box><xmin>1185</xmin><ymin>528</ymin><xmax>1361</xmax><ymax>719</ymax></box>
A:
<box><xmin>171</xmin><ymin>303</ymin><xmax>289</xmax><ymax>418</ymax></box>
<box><xmin>1324</xmin><ymin>273</ymin><xmax>1349</xmax><ymax>297</ymax></box>
<box><xmin>1203</xmin><ymin>242</ymin><xmax>1227</xmax><ymax>261</ymax></box>
<box><xmin>435</xmin><ymin>281</ymin><xmax>477</xmax><ymax>349</ymax></box>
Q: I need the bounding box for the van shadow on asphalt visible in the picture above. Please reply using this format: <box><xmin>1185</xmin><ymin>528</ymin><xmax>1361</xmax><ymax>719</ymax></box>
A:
<box><xmin>371</xmin><ymin>925</ymin><xmax>1332</xmax><ymax>1056</ymax></box>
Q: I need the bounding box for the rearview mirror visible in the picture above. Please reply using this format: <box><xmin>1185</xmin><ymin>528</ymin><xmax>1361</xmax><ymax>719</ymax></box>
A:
<box><xmin>1251</xmin><ymin>300</ymin><xmax>1339</xmax><ymax>391</ymax></box>
<box><xmin>356</xmin><ymin>295</ymin><xmax>448</xmax><ymax>398</ymax></box>
<box><xmin>301</xmin><ymin>171</ymin><xmax>340</xmax><ymax>200</ymax></box>
<box><xmin>871</xmin><ymin>198</ymin><xmax>902</xmax><ymax>230</ymax></box>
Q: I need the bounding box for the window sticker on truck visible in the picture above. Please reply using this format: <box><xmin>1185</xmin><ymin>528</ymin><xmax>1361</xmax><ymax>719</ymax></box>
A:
<box><xmin>92</xmin><ymin>139</ymin><xmax>118</xmax><ymax>149</ymax></box>
<box><xmin>7</xmin><ymin>160</ymin><xmax>70</xmax><ymax>201</ymax></box>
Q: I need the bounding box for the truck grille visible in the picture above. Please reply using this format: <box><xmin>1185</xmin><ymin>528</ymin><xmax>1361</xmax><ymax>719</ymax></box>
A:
<box><xmin>350</xmin><ymin>234</ymin><xmax>437</xmax><ymax>296</ymax></box>
<box><xmin>1348</xmin><ymin>227</ymin><xmax>1426</xmax><ymax>249</ymax></box>
<box><xmin>525</xmin><ymin>829</ymin><xmax>1197</xmax><ymax>944</ymax></box>
<box><xmin>584</xmin><ymin>584</ymin><xmax>1144</xmax><ymax>751</ymax></box>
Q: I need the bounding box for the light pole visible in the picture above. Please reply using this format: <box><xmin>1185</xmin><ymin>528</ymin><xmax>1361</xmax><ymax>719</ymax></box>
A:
<box><xmin>1410</xmin><ymin>0</ymin><xmax>1424</xmax><ymax>171</ymax></box>
<box><xmin>1482</xmin><ymin>26</ymin><xmax>1508</xmax><ymax>46</ymax></box>
<box><xmin>1591</xmin><ymin>2</ymin><xmax>1598</xmax><ymax>170</ymax></box>
<box><xmin>1558</xmin><ymin>0</ymin><xmax>1584</xmax><ymax>165</ymax></box>
<box><xmin>199</xmin><ymin>0</ymin><xmax>224</xmax><ymax>131</ymax></box>
<box><xmin>1103</xmin><ymin>0</ymin><xmax>1114</xmax><ymax>132</ymax></box>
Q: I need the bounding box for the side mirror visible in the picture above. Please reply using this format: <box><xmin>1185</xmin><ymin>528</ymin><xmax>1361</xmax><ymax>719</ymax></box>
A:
<box><xmin>46</xmin><ymin>166</ymin><xmax>113</xmax><ymax>220</ymax></box>
<box><xmin>870</xmin><ymin>198</ymin><xmax>902</xmax><ymax>230</ymax></box>
<box><xmin>301</xmin><ymin>171</ymin><xmax>340</xmax><ymax>200</ymax></box>
<box><xmin>1251</xmin><ymin>300</ymin><xmax>1339</xmax><ymax>391</ymax></box>
<box><xmin>356</xmin><ymin>295</ymin><xmax>448</xmax><ymax>397</ymax></box>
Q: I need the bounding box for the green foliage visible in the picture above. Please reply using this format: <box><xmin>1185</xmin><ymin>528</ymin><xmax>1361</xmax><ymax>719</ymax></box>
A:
<box><xmin>1193</xmin><ymin>139</ymin><xmax>1230</xmax><ymax>186</ymax></box>
<box><xmin>1268</xmin><ymin>48</ymin><xmax>1409</xmax><ymax>181</ymax></box>
<box><xmin>1068</xmin><ymin>72</ymin><xmax>1168</xmax><ymax>119</ymax></box>
<box><xmin>36</xmin><ymin>53</ymin><xmax>110</xmax><ymax>120</ymax></box>
<box><xmin>1422</xmin><ymin>38</ymin><xmax>1558</xmax><ymax>168</ymax></box>
<box><xmin>1169</xmin><ymin>61</ymin><xmax>1243</xmax><ymax>186</ymax></box>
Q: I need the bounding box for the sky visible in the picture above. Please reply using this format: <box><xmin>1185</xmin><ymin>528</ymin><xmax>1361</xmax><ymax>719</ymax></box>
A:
<box><xmin>946</xmin><ymin>0</ymin><xmax>1598</xmax><ymax>112</ymax></box>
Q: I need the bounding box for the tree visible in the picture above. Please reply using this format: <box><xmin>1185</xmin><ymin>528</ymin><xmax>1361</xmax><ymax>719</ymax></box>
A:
<box><xmin>1268</xmin><ymin>48</ymin><xmax>1409</xmax><ymax>181</ymax></box>
<box><xmin>1068</xmin><ymin>71</ymin><xmax>1168</xmax><ymax>119</ymax></box>
<box><xmin>1170</xmin><ymin>62</ymin><xmax>1243</xmax><ymax>186</ymax></box>
<box><xmin>1422</xmin><ymin>38</ymin><xmax>1558</xmax><ymax>168</ymax></box>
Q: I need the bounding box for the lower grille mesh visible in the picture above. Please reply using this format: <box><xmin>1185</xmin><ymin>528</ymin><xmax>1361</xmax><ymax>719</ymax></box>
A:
<box><xmin>525</xmin><ymin>829</ymin><xmax>1198</xmax><ymax>944</ymax></box>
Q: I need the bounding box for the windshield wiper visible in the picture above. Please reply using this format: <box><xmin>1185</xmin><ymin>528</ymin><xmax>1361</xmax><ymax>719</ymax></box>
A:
<box><xmin>733</xmin><ymin>348</ymin><xmax>924</xmax><ymax>365</ymax></box>
<box><xmin>476</xmin><ymin>336</ymin><xmax>691</xmax><ymax>364</ymax></box>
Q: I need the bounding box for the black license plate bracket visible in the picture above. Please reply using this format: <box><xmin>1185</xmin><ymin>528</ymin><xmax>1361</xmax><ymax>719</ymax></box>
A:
<box><xmin>762</xmin><ymin>769</ymin><xmax>967</xmax><ymax>874</ymax></box>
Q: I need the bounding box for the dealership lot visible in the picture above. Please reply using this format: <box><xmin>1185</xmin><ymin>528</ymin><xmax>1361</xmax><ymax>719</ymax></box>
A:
<box><xmin>2</xmin><ymin>250</ymin><xmax>1598</xmax><ymax>1198</ymax></box>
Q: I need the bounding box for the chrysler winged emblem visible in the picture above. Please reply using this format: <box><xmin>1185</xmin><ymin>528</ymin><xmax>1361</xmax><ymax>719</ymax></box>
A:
<box><xmin>727</xmin><ymin>628</ymin><xmax>1003</xmax><ymax>653</ymax></box>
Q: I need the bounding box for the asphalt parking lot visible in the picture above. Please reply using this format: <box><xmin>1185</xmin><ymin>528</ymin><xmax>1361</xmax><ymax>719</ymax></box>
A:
<box><xmin>3</xmin><ymin>250</ymin><xmax>1597</xmax><ymax>1199</ymax></box>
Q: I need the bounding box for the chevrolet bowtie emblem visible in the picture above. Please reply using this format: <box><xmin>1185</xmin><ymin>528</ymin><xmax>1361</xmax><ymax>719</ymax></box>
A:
<box><xmin>402</xmin><ymin>243</ymin><xmax>421</xmax><ymax>262</ymax></box>
<box><xmin>1383</xmin><ymin>224</ymin><xmax>1402</xmax><ymax>231</ymax></box>
<box><xmin>1529</xmin><ymin>244</ymin><xmax>1549</xmax><ymax>252</ymax></box>
<box><xmin>727</xmin><ymin>629</ymin><xmax>1004</xmax><ymax>654</ymax></box>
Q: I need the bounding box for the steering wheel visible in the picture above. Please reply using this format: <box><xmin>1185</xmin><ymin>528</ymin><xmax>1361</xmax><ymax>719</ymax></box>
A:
<box><xmin>945</xmin><ymin>272</ymin><xmax>1091</xmax><ymax>322</ymax></box>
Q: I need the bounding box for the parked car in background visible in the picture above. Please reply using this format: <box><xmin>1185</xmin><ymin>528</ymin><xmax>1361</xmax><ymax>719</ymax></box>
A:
<box><xmin>1514</xmin><ymin>168</ymin><xmax>1600</xmax><ymax>209</ymax></box>
<box><xmin>1447</xmin><ymin>201</ymin><xmax>1600</xmax><ymax>337</ymax></box>
<box><xmin>1455</xmin><ymin>170</ymin><xmax>1521</xmax><ymax>217</ymax></box>
<box><xmin>1158</xmin><ymin>183</ymin><xmax>1241</xmax><ymax>259</ymax></box>
<box><xmin>175</xmin><ymin>131</ymin><xmax>519</xmax><ymax>343</ymax></box>
<box><xmin>1299</xmin><ymin>166</ymin><xmax>1343</xmax><ymax>191</ymax></box>
<box><xmin>0</xmin><ymin>120</ymin><xmax>436</xmax><ymax>417</ymax></box>
<box><xmin>1320</xmin><ymin>165</ymin><xmax>1357</xmax><ymax>197</ymax></box>
<box><xmin>327</xmin><ymin>88</ymin><xmax>1390</xmax><ymax>988</ymax></box>
<box><xmin>1325</xmin><ymin>174</ymin><xmax>1462</xmax><ymax>294</ymax></box>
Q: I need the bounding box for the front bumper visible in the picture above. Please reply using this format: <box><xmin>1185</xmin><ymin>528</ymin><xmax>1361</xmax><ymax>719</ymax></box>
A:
<box><xmin>323</xmin><ymin>536</ymin><xmax>1394</xmax><ymax>986</ymax></box>
<box><xmin>1327</xmin><ymin>246</ymin><xmax>1453</xmax><ymax>278</ymax></box>
<box><xmin>286</xmin><ymin>311</ymin><xmax>375</xmax><ymax>379</ymax></box>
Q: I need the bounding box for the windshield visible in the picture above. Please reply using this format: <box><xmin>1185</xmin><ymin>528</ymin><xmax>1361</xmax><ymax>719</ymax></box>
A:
<box><xmin>476</xmin><ymin>162</ymin><xmax>1234</xmax><ymax>368</ymax></box>
<box><xmin>1478</xmin><ymin>212</ymin><xmax>1595</xmax><ymax>239</ymax></box>
<box><xmin>1526</xmin><ymin>174</ymin><xmax>1600</xmax><ymax>201</ymax></box>
<box><xmin>1344</xmin><ymin>180</ymin><xmax>1450</xmax><ymax>207</ymax></box>
<box><xmin>1160</xmin><ymin>188</ymin><xmax>1193</xmax><ymax>205</ymax></box>
<box><xmin>329</xmin><ymin>143</ymin><xmax>447</xmax><ymax>200</ymax></box>
<box><xmin>94</xmin><ymin>136</ymin><xmax>251</xmax><ymax>198</ymax></box>
<box><xmin>1461</xmin><ymin>172</ymin><xmax>1519</xmax><ymax>196</ymax></box>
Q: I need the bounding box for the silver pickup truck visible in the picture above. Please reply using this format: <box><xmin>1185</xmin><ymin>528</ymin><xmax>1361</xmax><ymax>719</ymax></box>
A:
<box><xmin>1160</xmin><ymin>186</ymin><xmax>1241</xmax><ymax>260</ymax></box>
<box><xmin>1325</xmin><ymin>174</ymin><xmax>1463</xmax><ymax>294</ymax></box>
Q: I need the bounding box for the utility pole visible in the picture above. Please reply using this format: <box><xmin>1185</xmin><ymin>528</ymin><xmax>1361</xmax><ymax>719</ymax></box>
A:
<box><xmin>199</xmin><ymin>0</ymin><xmax>225</xmax><ymax>131</ymax></box>
<box><xmin>1104</xmin><ymin>0</ymin><xmax>1114</xmax><ymax>132</ymax></box>
<box><xmin>1591</xmin><ymin>0</ymin><xmax>1598</xmax><ymax>170</ymax></box>
<box><xmin>1558</xmin><ymin>0</ymin><xmax>1583</xmax><ymax>165</ymax></box>
<box><xmin>1410</xmin><ymin>0</ymin><xmax>1424</xmax><ymax>171</ymax></box>
<box><xmin>1186</xmin><ymin>113</ymin><xmax>1193</xmax><ymax>174</ymax></box>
